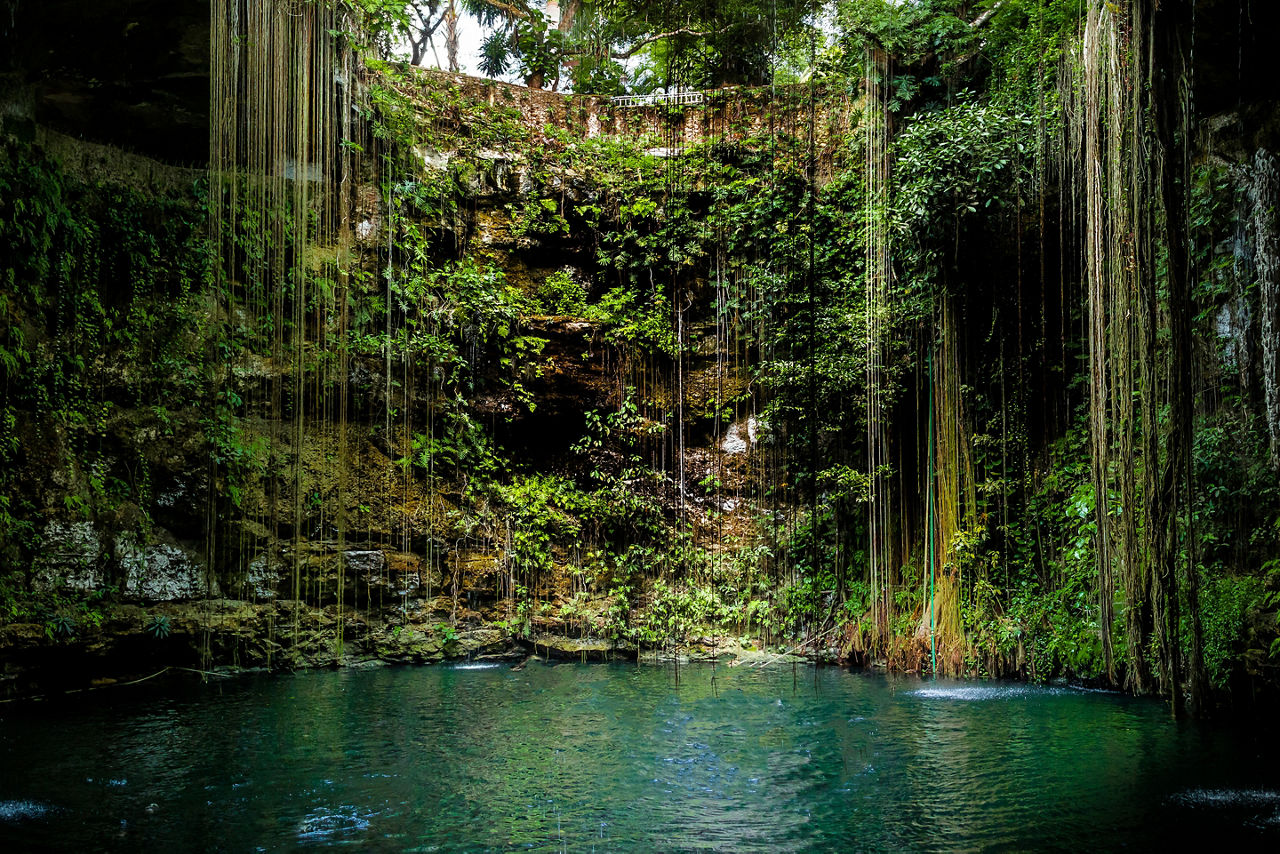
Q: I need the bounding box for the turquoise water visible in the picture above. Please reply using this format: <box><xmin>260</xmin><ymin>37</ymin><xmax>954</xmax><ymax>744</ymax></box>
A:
<box><xmin>1</xmin><ymin>662</ymin><xmax>1277</xmax><ymax>851</ymax></box>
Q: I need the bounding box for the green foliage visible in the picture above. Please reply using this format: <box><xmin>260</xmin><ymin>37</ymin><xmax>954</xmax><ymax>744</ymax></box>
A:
<box><xmin>374</xmin><ymin>69</ymin><xmax>529</xmax><ymax>154</ymax></box>
<box><xmin>344</xmin><ymin>198</ymin><xmax>546</xmax><ymax>504</ymax></box>
<box><xmin>510</xmin><ymin>196</ymin><xmax>569</xmax><ymax>239</ymax></box>
<box><xmin>412</xmin><ymin>401</ymin><xmax>503</xmax><ymax>480</ymax></box>
<box><xmin>437</xmin><ymin>621</ymin><xmax>459</xmax><ymax>645</ymax></box>
<box><xmin>47</xmin><ymin>614</ymin><xmax>77</xmax><ymax>640</ymax></box>
<box><xmin>461</xmin><ymin>0</ymin><xmax>815</xmax><ymax>93</ymax></box>
<box><xmin>895</xmin><ymin>95</ymin><xmax>1033</xmax><ymax>225</ymax></box>
<box><xmin>0</xmin><ymin>140</ymin><xmax>206</xmax><ymax>556</ymax></box>
<box><xmin>349</xmin><ymin>0</ymin><xmax>419</xmax><ymax>59</ymax></box>
<box><xmin>5</xmin><ymin>578</ymin><xmax>113</xmax><ymax>642</ymax></box>
<box><xmin>639</xmin><ymin>578</ymin><xmax>730</xmax><ymax>646</ymax></box>
<box><xmin>1191</xmin><ymin>417</ymin><xmax>1280</xmax><ymax>580</ymax></box>
<box><xmin>1</xmin><ymin>0</ymin><xmax>1275</xmax><ymax>711</ymax></box>
<box><xmin>979</xmin><ymin>0</ymin><xmax>1088</xmax><ymax>94</ymax></box>
<box><xmin>203</xmin><ymin>392</ymin><xmax>268</xmax><ymax>508</ymax></box>
<box><xmin>955</xmin><ymin>419</ymin><xmax>1106</xmax><ymax>680</ymax></box>
<box><xmin>584</xmin><ymin>287</ymin><xmax>677</xmax><ymax>354</ymax></box>
<box><xmin>1197</xmin><ymin>574</ymin><xmax>1263</xmax><ymax>691</ymax></box>
<box><xmin>144</xmin><ymin>613</ymin><xmax>172</xmax><ymax>640</ymax></box>
<box><xmin>492</xmin><ymin>474</ymin><xmax>588</xmax><ymax>577</ymax></box>
<box><xmin>1008</xmin><ymin>575</ymin><xmax>1104</xmax><ymax>681</ymax></box>
<box><xmin>536</xmin><ymin>267</ymin><xmax>586</xmax><ymax>316</ymax></box>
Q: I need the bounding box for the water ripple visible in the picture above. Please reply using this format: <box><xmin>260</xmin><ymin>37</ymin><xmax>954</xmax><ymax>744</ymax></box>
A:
<box><xmin>0</xmin><ymin>800</ymin><xmax>54</xmax><ymax>822</ymax></box>
<box><xmin>0</xmin><ymin>665</ymin><xmax>1276</xmax><ymax>850</ymax></box>
<box><xmin>296</xmin><ymin>805</ymin><xmax>378</xmax><ymax>841</ymax></box>
<box><xmin>907</xmin><ymin>683</ymin><xmax>1073</xmax><ymax>700</ymax></box>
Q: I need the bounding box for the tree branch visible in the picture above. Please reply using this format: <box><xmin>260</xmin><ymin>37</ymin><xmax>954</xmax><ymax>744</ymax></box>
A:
<box><xmin>952</xmin><ymin>2</ymin><xmax>1005</xmax><ymax>67</ymax></box>
<box><xmin>476</xmin><ymin>0</ymin><xmax>532</xmax><ymax>22</ymax></box>
<box><xmin>969</xmin><ymin>2</ymin><xmax>1003</xmax><ymax>31</ymax></box>
<box><xmin>607</xmin><ymin>26</ymin><xmax>730</xmax><ymax>60</ymax></box>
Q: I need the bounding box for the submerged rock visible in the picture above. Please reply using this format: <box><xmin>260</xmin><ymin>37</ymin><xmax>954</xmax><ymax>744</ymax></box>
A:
<box><xmin>523</xmin><ymin>633</ymin><xmax>632</xmax><ymax>661</ymax></box>
<box><xmin>454</xmin><ymin>628</ymin><xmax>515</xmax><ymax>658</ymax></box>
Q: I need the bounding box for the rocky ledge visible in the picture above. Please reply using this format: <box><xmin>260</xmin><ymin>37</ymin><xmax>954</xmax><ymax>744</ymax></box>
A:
<box><xmin>0</xmin><ymin>598</ymin><xmax>528</xmax><ymax>701</ymax></box>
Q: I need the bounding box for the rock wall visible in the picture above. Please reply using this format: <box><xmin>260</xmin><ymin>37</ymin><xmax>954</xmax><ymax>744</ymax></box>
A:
<box><xmin>414</xmin><ymin>68</ymin><xmax>853</xmax><ymax>154</ymax></box>
<box><xmin>1</xmin><ymin>33</ymin><xmax>852</xmax><ymax>700</ymax></box>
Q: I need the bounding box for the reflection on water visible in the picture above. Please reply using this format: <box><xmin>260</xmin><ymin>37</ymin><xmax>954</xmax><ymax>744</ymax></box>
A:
<box><xmin>0</xmin><ymin>800</ymin><xmax>54</xmax><ymax>821</ymax></box>
<box><xmin>0</xmin><ymin>665</ymin><xmax>1276</xmax><ymax>851</ymax></box>
<box><xmin>905</xmin><ymin>683</ymin><xmax>1078</xmax><ymax>700</ymax></box>
<box><xmin>1171</xmin><ymin>789</ymin><xmax>1280</xmax><ymax>830</ymax></box>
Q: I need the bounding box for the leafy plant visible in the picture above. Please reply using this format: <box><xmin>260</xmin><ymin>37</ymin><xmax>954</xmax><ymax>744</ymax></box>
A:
<box><xmin>537</xmin><ymin>268</ymin><xmax>586</xmax><ymax>316</ymax></box>
<box><xmin>47</xmin><ymin>614</ymin><xmax>77</xmax><ymax>640</ymax></box>
<box><xmin>437</xmin><ymin>622</ymin><xmax>459</xmax><ymax>645</ymax></box>
<box><xmin>144</xmin><ymin>614</ymin><xmax>172</xmax><ymax>640</ymax></box>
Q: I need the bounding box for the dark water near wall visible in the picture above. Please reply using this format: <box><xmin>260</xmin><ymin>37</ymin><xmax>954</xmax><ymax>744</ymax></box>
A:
<box><xmin>1</xmin><ymin>662</ymin><xmax>1278</xmax><ymax>851</ymax></box>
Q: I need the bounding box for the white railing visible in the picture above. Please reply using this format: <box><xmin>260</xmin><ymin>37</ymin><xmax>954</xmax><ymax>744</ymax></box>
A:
<box><xmin>610</xmin><ymin>90</ymin><xmax>705</xmax><ymax>108</ymax></box>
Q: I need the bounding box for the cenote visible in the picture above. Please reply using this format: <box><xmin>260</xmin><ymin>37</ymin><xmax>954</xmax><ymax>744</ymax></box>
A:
<box><xmin>5</xmin><ymin>1</ymin><xmax>1280</xmax><ymax>849</ymax></box>
<box><xmin>2</xmin><ymin>663</ymin><xmax>1278</xmax><ymax>851</ymax></box>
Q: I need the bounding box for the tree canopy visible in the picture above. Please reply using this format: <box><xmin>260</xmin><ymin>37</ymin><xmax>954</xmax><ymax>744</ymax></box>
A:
<box><xmin>358</xmin><ymin>0</ymin><xmax>821</xmax><ymax>92</ymax></box>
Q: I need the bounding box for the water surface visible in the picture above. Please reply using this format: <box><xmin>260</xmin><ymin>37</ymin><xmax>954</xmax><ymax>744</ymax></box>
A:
<box><xmin>1</xmin><ymin>662</ymin><xmax>1276</xmax><ymax>850</ymax></box>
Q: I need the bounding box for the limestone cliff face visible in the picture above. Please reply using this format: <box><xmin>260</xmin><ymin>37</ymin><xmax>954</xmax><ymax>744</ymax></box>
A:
<box><xmin>5</xmin><ymin>0</ymin><xmax>1280</xmax><ymax>704</ymax></box>
<box><xmin>0</xmin><ymin>16</ymin><xmax>800</xmax><ymax>694</ymax></box>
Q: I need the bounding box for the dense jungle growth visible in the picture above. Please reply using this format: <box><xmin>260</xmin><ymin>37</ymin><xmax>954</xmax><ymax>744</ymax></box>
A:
<box><xmin>1</xmin><ymin>0</ymin><xmax>1278</xmax><ymax>715</ymax></box>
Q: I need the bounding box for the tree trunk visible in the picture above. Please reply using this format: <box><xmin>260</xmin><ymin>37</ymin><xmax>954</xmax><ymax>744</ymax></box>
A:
<box><xmin>446</xmin><ymin>0</ymin><xmax>459</xmax><ymax>72</ymax></box>
<box><xmin>557</xmin><ymin>0</ymin><xmax>580</xmax><ymax>33</ymax></box>
<box><xmin>1148</xmin><ymin>0</ymin><xmax>1207</xmax><ymax>716</ymax></box>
